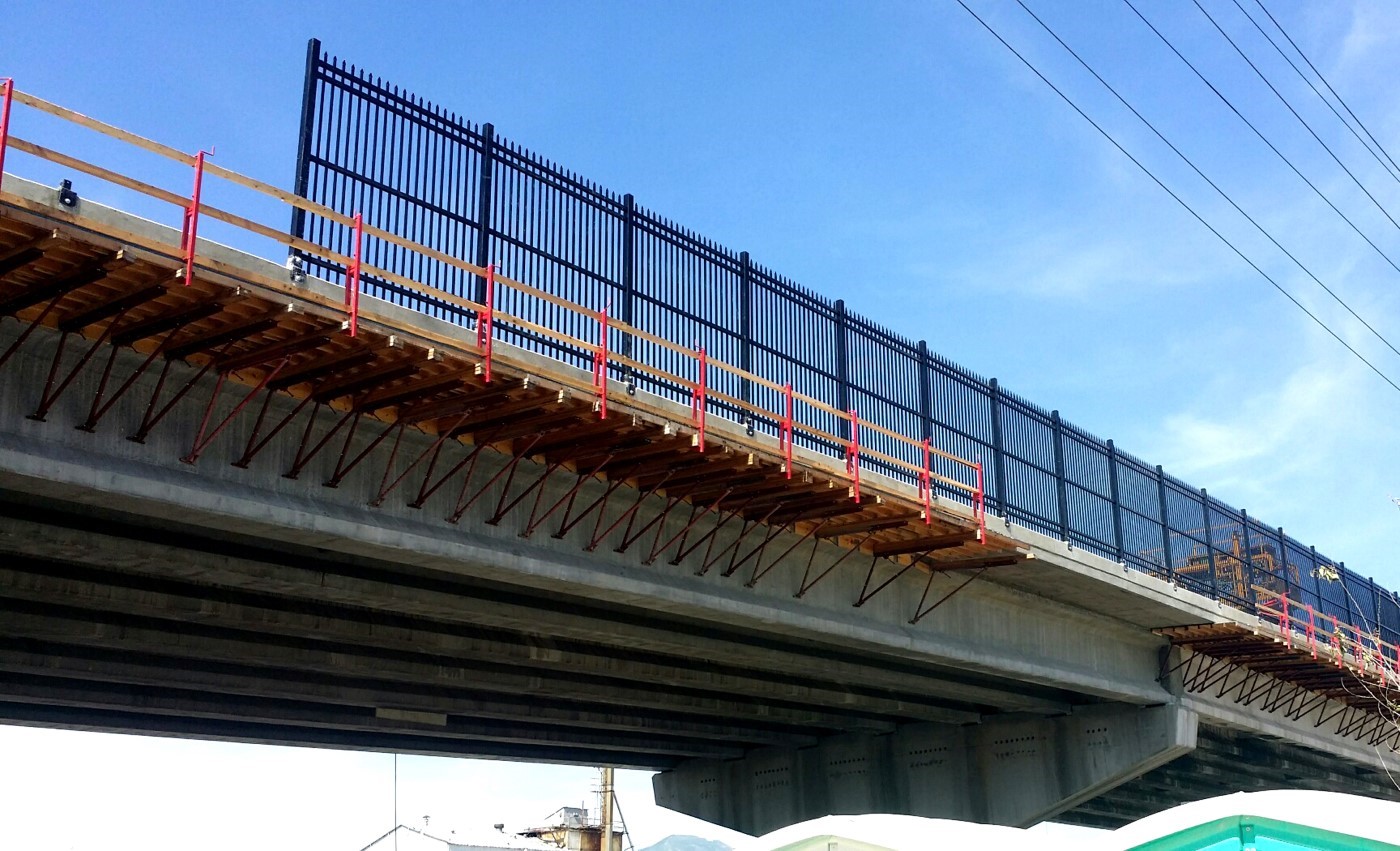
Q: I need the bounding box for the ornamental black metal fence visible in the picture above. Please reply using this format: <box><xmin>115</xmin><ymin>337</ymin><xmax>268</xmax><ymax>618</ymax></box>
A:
<box><xmin>290</xmin><ymin>39</ymin><xmax>1399</xmax><ymax>645</ymax></box>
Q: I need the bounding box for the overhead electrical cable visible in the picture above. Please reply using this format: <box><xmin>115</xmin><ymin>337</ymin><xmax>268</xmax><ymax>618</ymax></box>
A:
<box><xmin>948</xmin><ymin>0</ymin><xmax>1400</xmax><ymax>395</ymax></box>
<box><xmin>1254</xmin><ymin>0</ymin><xmax>1400</xmax><ymax>181</ymax></box>
<box><xmin>1011</xmin><ymin>0</ymin><xmax>1400</xmax><ymax>362</ymax></box>
<box><xmin>1191</xmin><ymin>0</ymin><xmax>1400</xmax><ymax>234</ymax></box>
<box><xmin>1120</xmin><ymin>0</ymin><xmax>1400</xmax><ymax>281</ymax></box>
<box><xmin>1228</xmin><ymin>0</ymin><xmax>1400</xmax><ymax>185</ymax></box>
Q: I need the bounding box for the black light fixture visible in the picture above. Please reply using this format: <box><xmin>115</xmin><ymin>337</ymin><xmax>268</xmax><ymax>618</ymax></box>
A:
<box><xmin>56</xmin><ymin>178</ymin><xmax>78</xmax><ymax>208</ymax></box>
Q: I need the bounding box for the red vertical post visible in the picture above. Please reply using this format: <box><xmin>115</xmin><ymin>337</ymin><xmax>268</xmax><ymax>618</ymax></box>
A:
<box><xmin>182</xmin><ymin>150</ymin><xmax>209</xmax><ymax>287</ymax></box>
<box><xmin>780</xmin><ymin>382</ymin><xmax>794</xmax><ymax>479</ymax></box>
<box><xmin>1299</xmin><ymin>604</ymin><xmax>1310</xmax><ymax>657</ymax></box>
<box><xmin>591</xmin><ymin>307</ymin><xmax>609</xmax><ymax>419</ymax></box>
<box><xmin>345</xmin><ymin>212</ymin><xmax>363</xmax><ymax>338</ymax></box>
<box><xmin>0</xmin><ymin>79</ymin><xmax>13</xmax><ymax>192</ymax></box>
<box><xmin>691</xmin><ymin>346</ymin><xmax>707</xmax><ymax>452</ymax></box>
<box><xmin>920</xmin><ymin>438</ymin><xmax>932</xmax><ymax>526</ymax></box>
<box><xmin>476</xmin><ymin>263</ymin><xmax>495</xmax><ymax>381</ymax></box>
<box><xmin>846</xmin><ymin>410</ymin><xmax>861</xmax><ymax>503</ymax></box>
<box><xmin>1279</xmin><ymin>593</ymin><xmax>1291</xmax><ymax>648</ymax></box>
<box><xmin>974</xmin><ymin>459</ymin><xmax>986</xmax><ymax>544</ymax></box>
<box><xmin>1332</xmin><ymin>615</ymin><xmax>1343</xmax><ymax>667</ymax></box>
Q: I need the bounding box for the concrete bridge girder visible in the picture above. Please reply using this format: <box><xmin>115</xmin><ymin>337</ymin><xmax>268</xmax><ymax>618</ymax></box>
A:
<box><xmin>0</xmin><ymin>314</ymin><xmax>1167</xmax><ymax>712</ymax></box>
<box><xmin>653</xmin><ymin>704</ymin><xmax>1199</xmax><ymax>833</ymax></box>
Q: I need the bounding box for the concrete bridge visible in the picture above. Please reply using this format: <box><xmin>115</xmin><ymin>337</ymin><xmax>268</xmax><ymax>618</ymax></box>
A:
<box><xmin>1</xmin><ymin>87</ymin><xmax>1399</xmax><ymax>834</ymax></box>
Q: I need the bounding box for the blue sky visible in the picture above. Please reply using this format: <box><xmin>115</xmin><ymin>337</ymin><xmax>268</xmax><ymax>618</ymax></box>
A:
<box><xmin>3</xmin><ymin>1</ymin><xmax>1400</xmax><ymax>847</ymax></box>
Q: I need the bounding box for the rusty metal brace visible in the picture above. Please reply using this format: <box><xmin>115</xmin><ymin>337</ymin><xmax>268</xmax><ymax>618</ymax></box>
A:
<box><xmin>521</xmin><ymin>454</ymin><xmax>614</xmax><ymax>539</ymax></box>
<box><xmin>181</xmin><ymin>358</ymin><xmax>290</xmax><ymax>464</ymax></box>
<box><xmin>747</xmin><ymin>518</ymin><xmax>830</xmax><ymax>589</ymax></box>
<box><xmin>910</xmin><ymin>566</ymin><xmax>989</xmax><ymax>625</ymax></box>
<box><xmin>448</xmin><ymin>434</ymin><xmax>542</xmax><ymax>525</ymax></box>
<box><xmin>795</xmin><ymin>530</ymin><xmax>879</xmax><ymax>598</ymax></box>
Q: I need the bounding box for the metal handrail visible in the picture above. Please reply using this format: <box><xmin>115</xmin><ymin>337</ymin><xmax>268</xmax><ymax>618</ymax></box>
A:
<box><xmin>0</xmin><ymin>84</ymin><xmax>987</xmax><ymax>533</ymax></box>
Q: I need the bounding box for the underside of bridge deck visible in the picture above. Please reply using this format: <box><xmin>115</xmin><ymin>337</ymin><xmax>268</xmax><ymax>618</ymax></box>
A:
<box><xmin>2</xmin><ymin>177</ymin><xmax>1399</xmax><ymax>833</ymax></box>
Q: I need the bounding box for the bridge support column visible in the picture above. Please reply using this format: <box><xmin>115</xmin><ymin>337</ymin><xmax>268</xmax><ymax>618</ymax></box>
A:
<box><xmin>653</xmin><ymin>704</ymin><xmax>1197</xmax><ymax>834</ymax></box>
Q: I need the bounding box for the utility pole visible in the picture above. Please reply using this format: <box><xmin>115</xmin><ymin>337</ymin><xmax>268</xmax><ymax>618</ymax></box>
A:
<box><xmin>599</xmin><ymin>767</ymin><xmax>614</xmax><ymax>851</ymax></box>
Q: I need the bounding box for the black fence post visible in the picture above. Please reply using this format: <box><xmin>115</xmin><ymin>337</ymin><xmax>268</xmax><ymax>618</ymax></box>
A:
<box><xmin>1051</xmin><ymin>411</ymin><xmax>1070</xmax><ymax>542</ymax></box>
<box><xmin>834</xmin><ymin>299</ymin><xmax>851</xmax><ymax>440</ymax></box>
<box><xmin>988</xmin><ymin>378</ymin><xmax>1007</xmax><ymax>517</ymax></box>
<box><xmin>1276</xmin><ymin>527</ymin><xmax>1295</xmax><ymax>604</ymax></box>
<box><xmin>620</xmin><ymin>194</ymin><xmax>637</xmax><ymax>376</ymax></box>
<box><xmin>1307</xmin><ymin>545</ymin><xmax>1323</xmax><ymax>614</ymax></box>
<box><xmin>1106</xmin><ymin>439</ymin><xmax>1125</xmax><ymax>563</ymax></box>
<box><xmin>289</xmin><ymin>38</ymin><xmax>322</xmax><ymax>243</ymax></box>
<box><xmin>739</xmin><ymin>251</ymin><xmax>753</xmax><ymax>412</ymax></box>
<box><xmin>473</xmin><ymin>122</ymin><xmax>497</xmax><ymax>306</ymax></box>
<box><xmin>1200</xmin><ymin>488</ymin><xmax>1217</xmax><ymax>599</ymax></box>
<box><xmin>916</xmin><ymin>341</ymin><xmax>933</xmax><ymax>443</ymax></box>
<box><xmin>1239</xmin><ymin>509</ymin><xmax>1257</xmax><ymax>609</ymax></box>
<box><xmin>1156</xmin><ymin>465</ymin><xmax>1174</xmax><ymax>580</ymax></box>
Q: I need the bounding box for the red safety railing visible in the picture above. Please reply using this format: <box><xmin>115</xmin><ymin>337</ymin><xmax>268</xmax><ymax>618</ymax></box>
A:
<box><xmin>1255</xmin><ymin>587</ymin><xmax>1400</xmax><ymax>690</ymax></box>
<box><xmin>0</xmin><ymin>85</ymin><xmax>988</xmax><ymax>535</ymax></box>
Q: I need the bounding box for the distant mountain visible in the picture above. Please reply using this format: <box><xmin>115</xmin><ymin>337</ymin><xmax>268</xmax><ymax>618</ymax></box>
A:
<box><xmin>637</xmin><ymin>836</ymin><xmax>733</xmax><ymax>851</ymax></box>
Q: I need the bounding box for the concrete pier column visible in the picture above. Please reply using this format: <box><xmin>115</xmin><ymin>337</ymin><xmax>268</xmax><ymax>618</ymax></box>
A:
<box><xmin>653</xmin><ymin>704</ymin><xmax>1197</xmax><ymax>834</ymax></box>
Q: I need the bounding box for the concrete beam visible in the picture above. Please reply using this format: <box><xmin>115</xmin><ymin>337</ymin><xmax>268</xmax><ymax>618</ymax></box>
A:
<box><xmin>653</xmin><ymin>704</ymin><xmax>1197</xmax><ymax>833</ymax></box>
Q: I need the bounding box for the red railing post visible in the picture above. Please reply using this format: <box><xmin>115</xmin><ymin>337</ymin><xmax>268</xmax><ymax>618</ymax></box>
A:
<box><xmin>476</xmin><ymin>263</ymin><xmax>495</xmax><ymax>381</ymax></box>
<box><xmin>345</xmin><ymin>212</ymin><xmax>363</xmax><ymax>338</ymax></box>
<box><xmin>1279</xmin><ymin>593</ymin><xmax>1291</xmax><ymax>648</ymax></box>
<box><xmin>0</xmin><ymin>78</ymin><xmax>13</xmax><ymax>192</ymax></box>
<box><xmin>1332</xmin><ymin>615</ymin><xmax>1343</xmax><ymax>667</ymax></box>
<box><xmin>920</xmin><ymin>437</ymin><xmax>932</xmax><ymax>525</ymax></box>
<box><xmin>846</xmin><ymin>410</ymin><xmax>861</xmax><ymax>503</ymax></box>
<box><xmin>1306</xmin><ymin>605</ymin><xmax>1317</xmax><ymax>660</ymax></box>
<box><xmin>974</xmin><ymin>459</ymin><xmax>986</xmax><ymax>544</ymax></box>
<box><xmin>780</xmin><ymin>382</ymin><xmax>794</xmax><ymax>479</ymax></box>
<box><xmin>691</xmin><ymin>346</ymin><xmax>707</xmax><ymax>452</ymax></box>
<box><xmin>591</xmin><ymin>307</ymin><xmax>609</xmax><ymax>419</ymax></box>
<box><xmin>181</xmin><ymin>149</ymin><xmax>210</xmax><ymax>287</ymax></box>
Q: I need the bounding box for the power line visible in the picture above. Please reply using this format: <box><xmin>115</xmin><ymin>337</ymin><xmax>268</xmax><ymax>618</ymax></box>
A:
<box><xmin>948</xmin><ymin>0</ymin><xmax>1400</xmax><ymax>395</ymax></box>
<box><xmin>1121</xmin><ymin>0</ymin><xmax>1400</xmax><ymax>281</ymax></box>
<box><xmin>1228</xmin><ymin>0</ymin><xmax>1400</xmax><ymax>185</ymax></box>
<box><xmin>1191</xmin><ymin>0</ymin><xmax>1400</xmax><ymax>236</ymax></box>
<box><xmin>1010</xmin><ymin>0</ymin><xmax>1400</xmax><ymax>362</ymax></box>
<box><xmin>1254</xmin><ymin>0</ymin><xmax>1400</xmax><ymax>181</ymax></box>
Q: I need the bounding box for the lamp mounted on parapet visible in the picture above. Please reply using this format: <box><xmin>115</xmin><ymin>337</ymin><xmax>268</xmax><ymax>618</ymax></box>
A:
<box><xmin>56</xmin><ymin>178</ymin><xmax>78</xmax><ymax>208</ymax></box>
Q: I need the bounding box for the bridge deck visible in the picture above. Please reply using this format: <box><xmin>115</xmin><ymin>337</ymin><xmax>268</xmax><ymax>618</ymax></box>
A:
<box><xmin>0</xmin><ymin>189</ymin><xmax>1025</xmax><ymax>608</ymax></box>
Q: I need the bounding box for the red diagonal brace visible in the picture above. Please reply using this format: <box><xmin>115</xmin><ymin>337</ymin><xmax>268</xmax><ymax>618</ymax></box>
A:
<box><xmin>796</xmin><ymin>530</ymin><xmax>878</xmax><ymax>598</ymax></box>
<box><xmin>182</xmin><ymin>358</ymin><xmax>289</xmax><ymax>464</ymax></box>
<box><xmin>521</xmin><ymin>454</ymin><xmax>612</xmax><ymax>539</ymax></box>
<box><xmin>583</xmin><ymin>471</ymin><xmax>672</xmax><ymax>552</ymax></box>
<box><xmin>846</xmin><ymin>410</ymin><xmax>861</xmax><ymax>503</ymax></box>
<box><xmin>591</xmin><ymin>306</ymin><xmax>609</xmax><ymax>419</ymax></box>
<box><xmin>232</xmin><ymin>391</ymin><xmax>312</xmax><ymax>468</ymax></box>
<box><xmin>476</xmin><ymin>263</ymin><xmax>495</xmax><ymax>381</ymax></box>
<box><xmin>691</xmin><ymin>346</ymin><xmax>707</xmax><ymax>452</ymax></box>
<box><xmin>747</xmin><ymin>518</ymin><xmax>830</xmax><ymax>589</ymax></box>
<box><xmin>346</xmin><ymin>212</ymin><xmax>363</xmax><ymax>337</ymax></box>
<box><xmin>181</xmin><ymin>150</ymin><xmax>210</xmax><ymax>287</ymax></box>
<box><xmin>646</xmin><ymin>488</ymin><xmax>732</xmax><ymax>566</ymax></box>
<box><xmin>448</xmin><ymin>434</ymin><xmax>542</xmax><ymax>525</ymax></box>
<box><xmin>370</xmin><ymin>411</ymin><xmax>474</xmax><ymax>508</ymax></box>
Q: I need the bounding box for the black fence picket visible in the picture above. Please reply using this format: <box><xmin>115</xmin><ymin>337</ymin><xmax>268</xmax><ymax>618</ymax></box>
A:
<box><xmin>291</xmin><ymin>39</ymin><xmax>1389</xmax><ymax>638</ymax></box>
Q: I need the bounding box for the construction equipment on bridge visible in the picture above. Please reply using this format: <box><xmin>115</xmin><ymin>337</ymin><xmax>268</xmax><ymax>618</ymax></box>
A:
<box><xmin>1174</xmin><ymin>530</ymin><xmax>1299</xmax><ymax>602</ymax></box>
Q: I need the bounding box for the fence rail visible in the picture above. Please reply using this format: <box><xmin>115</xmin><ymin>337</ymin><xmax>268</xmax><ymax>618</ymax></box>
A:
<box><xmin>281</xmin><ymin>40</ymin><xmax>1398</xmax><ymax>645</ymax></box>
<box><xmin>0</xmin><ymin>79</ymin><xmax>983</xmax><ymax>543</ymax></box>
<box><xmin>2</xmin><ymin>47</ymin><xmax>1395</xmax><ymax>652</ymax></box>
